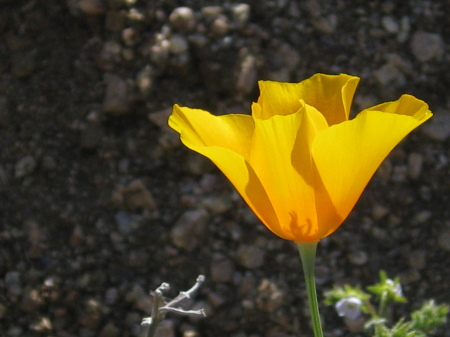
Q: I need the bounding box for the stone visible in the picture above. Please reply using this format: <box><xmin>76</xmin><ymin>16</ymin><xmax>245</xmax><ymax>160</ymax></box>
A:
<box><xmin>154</xmin><ymin>319</ymin><xmax>176</xmax><ymax>337</ymax></box>
<box><xmin>11</xmin><ymin>51</ymin><xmax>36</xmax><ymax>77</ymax></box>
<box><xmin>0</xmin><ymin>95</ymin><xmax>10</xmax><ymax>127</ymax></box>
<box><xmin>231</xmin><ymin>3</ymin><xmax>251</xmax><ymax>27</ymax></box>
<box><xmin>210</xmin><ymin>257</ymin><xmax>235</xmax><ymax>283</ymax></box>
<box><xmin>373</xmin><ymin>61</ymin><xmax>404</xmax><ymax>87</ymax></box>
<box><xmin>148</xmin><ymin>108</ymin><xmax>171</xmax><ymax>129</ymax></box>
<box><xmin>171</xmin><ymin>209</ymin><xmax>209</xmax><ymax>251</ymax></box>
<box><xmin>410</xmin><ymin>31</ymin><xmax>444</xmax><ymax>62</ymax></box>
<box><xmin>136</xmin><ymin>65</ymin><xmax>154</xmax><ymax>96</ymax></box>
<box><xmin>15</xmin><ymin>155</ymin><xmax>36</xmax><ymax>178</ymax></box>
<box><xmin>421</xmin><ymin>109</ymin><xmax>450</xmax><ymax>141</ymax></box>
<box><xmin>201</xmin><ymin>195</ymin><xmax>232</xmax><ymax>214</ymax></box>
<box><xmin>236</xmin><ymin>53</ymin><xmax>257</xmax><ymax>95</ymax></box>
<box><xmin>312</xmin><ymin>14</ymin><xmax>338</xmax><ymax>34</ymax></box>
<box><xmin>408</xmin><ymin>152</ymin><xmax>423</xmax><ymax>179</ymax></box>
<box><xmin>102</xmin><ymin>73</ymin><xmax>133</xmax><ymax>115</ymax></box>
<box><xmin>201</xmin><ymin>6</ymin><xmax>223</xmax><ymax>21</ymax></box>
<box><xmin>169</xmin><ymin>7</ymin><xmax>196</xmax><ymax>32</ymax></box>
<box><xmin>169</xmin><ymin>35</ymin><xmax>189</xmax><ymax>55</ymax></box>
<box><xmin>79</xmin><ymin>0</ymin><xmax>106</xmax><ymax>15</ymax></box>
<box><xmin>99</xmin><ymin>322</ymin><xmax>120</xmax><ymax>337</ymax></box>
<box><xmin>115</xmin><ymin>211</ymin><xmax>139</xmax><ymax>235</ymax></box>
<box><xmin>80</xmin><ymin>122</ymin><xmax>104</xmax><ymax>150</ymax></box>
<box><xmin>112</xmin><ymin>179</ymin><xmax>156</xmax><ymax>211</ymax></box>
<box><xmin>236</xmin><ymin>244</ymin><xmax>265</xmax><ymax>269</ymax></box>
<box><xmin>372</xmin><ymin>204</ymin><xmax>389</xmax><ymax>220</ymax></box>
<box><xmin>381</xmin><ymin>16</ymin><xmax>399</xmax><ymax>33</ymax></box>
<box><xmin>210</xmin><ymin>15</ymin><xmax>229</xmax><ymax>37</ymax></box>
<box><xmin>438</xmin><ymin>229</ymin><xmax>450</xmax><ymax>252</ymax></box>
<box><xmin>255</xmin><ymin>278</ymin><xmax>284</xmax><ymax>312</ymax></box>
<box><xmin>348</xmin><ymin>251</ymin><xmax>368</xmax><ymax>265</ymax></box>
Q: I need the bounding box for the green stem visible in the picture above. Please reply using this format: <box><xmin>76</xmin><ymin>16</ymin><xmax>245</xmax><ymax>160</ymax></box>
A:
<box><xmin>297</xmin><ymin>241</ymin><xmax>324</xmax><ymax>337</ymax></box>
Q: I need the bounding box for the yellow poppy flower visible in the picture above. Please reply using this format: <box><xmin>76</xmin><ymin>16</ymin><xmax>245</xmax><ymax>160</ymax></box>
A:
<box><xmin>169</xmin><ymin>74</ymin><xmax>432</xmax><ymax>242</ymax></box>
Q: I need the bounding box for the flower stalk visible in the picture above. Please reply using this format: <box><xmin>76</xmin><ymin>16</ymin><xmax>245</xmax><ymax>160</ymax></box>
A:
<box><xmin>297</xmin><ymin>241</ymin><xmax>324</xmax><ymax>337</ymax></box>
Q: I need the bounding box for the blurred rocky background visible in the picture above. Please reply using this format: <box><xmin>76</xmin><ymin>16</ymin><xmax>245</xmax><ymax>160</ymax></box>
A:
<box><xmin>0</xmin><ymin>0</ymin><xmax>449</xmax><ymax>336</ymax></box>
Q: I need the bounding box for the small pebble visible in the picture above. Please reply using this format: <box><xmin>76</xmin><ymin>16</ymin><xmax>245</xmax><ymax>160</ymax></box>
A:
<box><xmin>201</xmin><ymin>6</ymin><xmax>223</xmax><ymax>21</ymax></box>
<box><xmin>148</xmin><ymin>108</ymin><xmax>171</xmax><ymax>129</ymax></box>
<box><xmin>99</xmin><ymin>322</ymin><xmax>120</xmax><ymax>337</ymax></box>
<box><xmin>421</xmin><ymin>109</ymin><xmax>450</xmax><ymax>141</ymax></box>
<box><xmin>410</xmin><ymin>31</ymin><xmax>444</xmax><ymax>62</ymax></box>
<box><xmin>169</xmin><ymin>7</ymin><xmax>196</xmax><ymax>32</ymax></box>
<box><xmin>80</xmin><ymin>122</ymin><xmax>104</xmax><ymax>150</ymax></box>
<box><xmin>210</xmin><ymin>257</ymin><xmax>235</xmax><ymax>283</ymax></box>
<box><xmin>407</xmin><ymin>250</ymin><xmax>426</xmax><ymax>270</ymax></box>
<box><xmin>112</xmin><ymin>179</ymin><xmax>156</xmax><ymax>211</ymax></box>
<box><xmin>372</xmin><ymin>204</ymin><xmax>389</xmax><ymax>220</ymax></box>
<box><xmin>201</xmin><ymin>195</ymin><xmax>232</xmax><ymax>214</ymax></box>
<box><xmin>210</xmin><ymin>15</ymin><xmax>229</xmax><ymax>37</ymax></box>
<box><xmin>312</xmin><ymin>14</ymin><xmax>338</xmax><ymax>34</ymax></box>
<box><xmin>115</xmin><ymin>211</ymin><xmax>138</xmax><ymax>235</ymax></box>
<box><xmin>171</xmin><ymin>209</ymin><xmax>209</xmax><ymax>251</ymax></box>
<box><xmin>15</xmin><ymin>155</ymin><xmax>36</xmax><ymax>178</ymax></box>
<box><xmin>78</xmin><ymin>0</ymin><xmax>106</xmax><ymax>15</ymax></box>
<box><xmin>169</xmin><ymin>35</ymin><xmax>189</xmax><ymax>55</ymax></box>
<box><xmin>231</xmin><ymin>3</ymin><xmax>251</xmax><ymax>27</ymax></box>
<box><xmin>408</xmin><ymin>152</ymin><xmax>423</xmax><ymax>179</ymax></box>
<box><xmin>105</xmin><ymin>288</ymin><xmax>119</xmax><ymax>305</ymax></box>
<box><xmin>136</xmin><ymin>65</ymin><xmax>154</xmax><ymax>95</ymax></box>
<box><xmin>373</xmin><ymin>61</ymin><xmax>404</xmax><ymax>87</ymax></box>
<box><xmin>255</xmin><ymin>278</ymin><xmax>284</xmax><ymax>312</ymax></box>
<box><xmin>236</xmin><ymin>244</ymin><xmax>265</xmax><ymax>269</ymax></box>
<box><xmin>11</xmin><ymin>51</ymin><xmax>36</xmax><ymax>77</ymax></box>
<box><xmin>438</xmin><ymin>230</ymin><xmax>450</xmax><ymax>252</ymax></box>
<box><xmin>381</xmin><ymin>16</ymin><xmax>399</xmax><ymax>33</ymax></box>
<box><xmin>411</xmin><ymin>210</ymin><xmax>432</xmax><ymax>225</ymax></box>
<box><xmin>154</xmin><ymin>319</ymin><xmax>176</xmax><ymax>337</ymax></box>
<box><xmin>102</xmin><ymin>73</ymin><xmax>133</xmax><ymax>115</ymax></box>
<box><xmin>348</xmin><ymin>251</ymin><xmax>368</xmax><ymax>265</ymax></box>
<box><xmin>0</xmin><ymin>95</ymin><xmax>10</xmax><ymax>127</ymax></box>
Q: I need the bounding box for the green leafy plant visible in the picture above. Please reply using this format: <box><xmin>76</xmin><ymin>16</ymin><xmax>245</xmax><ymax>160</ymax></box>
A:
<box><xmin>324</xmin><ymin>271</ymin><xmax>448</xmax><ymax>337</ymax></box>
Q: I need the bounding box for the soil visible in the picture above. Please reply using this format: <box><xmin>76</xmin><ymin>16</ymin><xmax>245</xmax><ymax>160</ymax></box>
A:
<box><xmin>0</xmin><ymin>1</ymin><xmax>449</xmax><ymax>337</ymax></box>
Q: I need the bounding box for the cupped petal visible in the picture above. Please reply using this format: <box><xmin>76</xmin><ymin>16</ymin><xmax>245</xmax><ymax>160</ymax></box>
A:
<box><xmin>255</xmin><ymin>74</ymin><xmax>360</xmax><ymax>125</ymax></box>
<box><xmin>254</xmin><ymin>81</ymin><xmax>305</xmax><ymax>119</ymax></box>
<box><xmin>364</xmin><ymin>94</ymin><xmax>432</xmax><ymax>120</ymax></box>
<box><xmin>249</xmin><ymin>103</ymin><xmax>328</xmax><ymax>241</ymax></box>
<box><xmin>169</xmin><ymin>104</ymin><xmax>255</xmax><ymax>159</ymax></box>
<box><xmin>295</xmin><ymin>73</ymin><xmax>360</xmax><ymax>125</ymax></box>
<box><xmin>169</xmin><ymin>104</ymin><xmax>284</xmax><ymax>239</ymax></box>
<box><xmin>196</xmin><ymin>147</ymin><xmax>283</xmax><ymax>239</ymax></box>
<box><xmin>312</xmin><ymin>95</ymin><xmax>432</xmax><ymax>238</ymax></box>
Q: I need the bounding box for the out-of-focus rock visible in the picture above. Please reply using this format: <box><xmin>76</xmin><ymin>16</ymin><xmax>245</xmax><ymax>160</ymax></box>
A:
<box><xmin>236</xmin><ymin>244</ymin><xmax>265</xmax><ymax>269</ymax></box>
<box><xmin>102</xmin><ymin>73</ymin><xmax>133</xmax><ymax>115</ymax></box>
<box><xmin>421</xmin><ymin>109</ymin><xmax>450</xmax><ymax>141</ymax></box>
<box><xmin>112</xmin><ymin>179</ymin><xmax>156</xmax><ymax>211</ymax></box>
<box><xmin>169</xmin><ymin>7</ymin><xmax>196</xmax><ymax>32</ymax></box>
<box><xmin>410</xmin><ymin>31</ymin><xmax>444</xmax><ymax>62</ymax></box>
<box><xmin>171</xmin><ymin>209</ymin><xmax>209</xmax><ymax>251</ymax></box>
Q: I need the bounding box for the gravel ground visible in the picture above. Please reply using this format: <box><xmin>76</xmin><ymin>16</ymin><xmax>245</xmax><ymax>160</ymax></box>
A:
<box><xmin>0</xmin><ymin>0</ymin><xmax>449</xmax><ymax>336</ymax></box>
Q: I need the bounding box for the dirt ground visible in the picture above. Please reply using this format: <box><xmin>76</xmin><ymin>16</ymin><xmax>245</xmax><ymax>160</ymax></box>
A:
<box><xmin>0</xmin><ymin>0</ymin><xmax>449</xmax><ymax>336</ymax></box>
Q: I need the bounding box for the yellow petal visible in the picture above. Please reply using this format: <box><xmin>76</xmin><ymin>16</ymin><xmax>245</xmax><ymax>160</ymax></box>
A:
<box><xmin>169</xmin><ymin>105</ymin><xmax>254</xmax><ymax>159</ymax></box>
<box><xmin>249</xmin><ymin>103</ymin><xmax>328</xmax><ymax>241</ymax></box>
<box><xmin>254</xmin><ymin>81</ymin><xmax>305</xmax><ymax>119</ymax></box>
<box><xmin>255</xmin><ymin>74</ymin><xmax>360</xmax><ymax>125</ymax></box>
<box><xmin>169</xmin><ymin>104</ymin><xmax>284</xmax><ymax>238</ymax></box>
<box><xmin>295</xmin><ymin>73</ymin><xmax>360</xmax><ymax>125</ymax></box>
<box><xmin>312</xmin><ymin>95</ymin><xmax>432</xmax><ymax>238</ymax></box>
<box><xmin>196</xmin><ymin>147</ymin><xmax>283</xmax><ymax>238</ymax></box>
